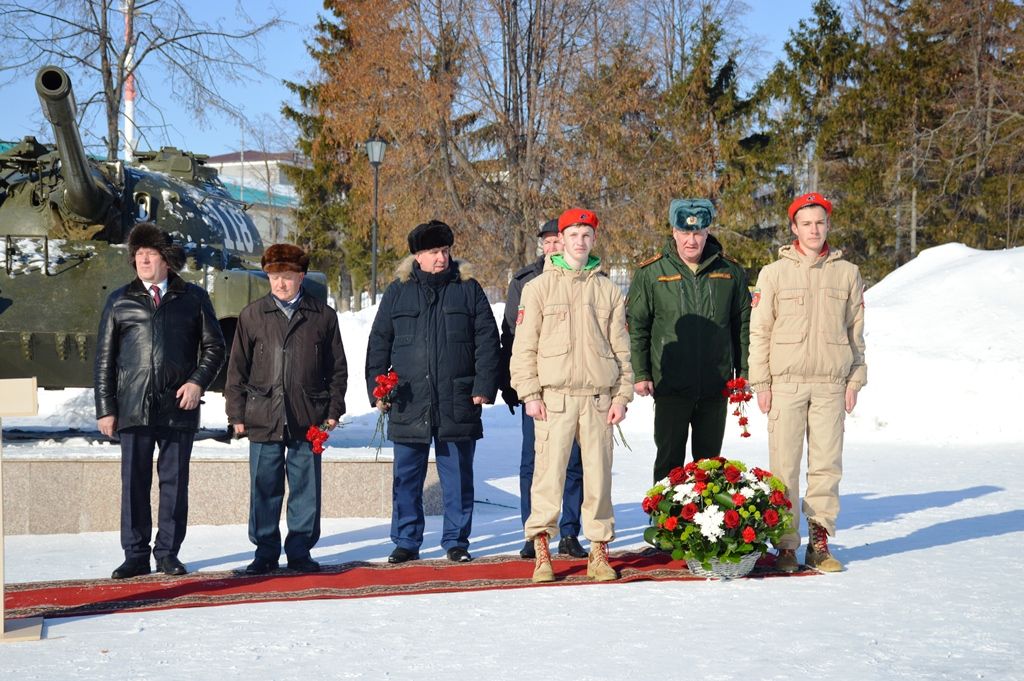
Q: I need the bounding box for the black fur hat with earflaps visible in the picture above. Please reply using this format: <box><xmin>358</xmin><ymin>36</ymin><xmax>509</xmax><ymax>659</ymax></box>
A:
<box><xmin>127</xmin><ymin>222</ymin><xmax>186</xmax><ymax>272</ymax></box>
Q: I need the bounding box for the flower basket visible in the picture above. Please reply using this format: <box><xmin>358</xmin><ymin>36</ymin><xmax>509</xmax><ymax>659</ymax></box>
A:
<box><xmin>642</xmin><ymin>457</ymin><xmax>795</xmax><ymax>578</ymax></box>
<box><xmin>686</xmin><ymin>551</ymin><xmax>761</xmax><ymax>580</ymax></box>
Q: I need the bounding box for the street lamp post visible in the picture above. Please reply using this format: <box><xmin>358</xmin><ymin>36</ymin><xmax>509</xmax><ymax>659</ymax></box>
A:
<box><xmin>365</xmin><ymin>137</ymin><xmax>387</xmax><ymax>305</ymax></box>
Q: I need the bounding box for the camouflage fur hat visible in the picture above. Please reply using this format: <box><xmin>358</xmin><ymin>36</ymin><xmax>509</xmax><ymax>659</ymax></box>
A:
<box><xmin>127</xmin><ymin>222</ymin><xmax>185</xmax><ymax>271</ymax></box>
<box><xmin>669</xmin><ymin>198</ymin><xmax>716</xmax><ymax>231</ymax></box>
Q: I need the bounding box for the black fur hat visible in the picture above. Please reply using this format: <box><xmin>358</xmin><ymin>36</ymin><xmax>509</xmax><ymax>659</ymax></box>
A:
<box><xmin>127</xmin><ymin>222</ymin><xmax>186</xmax><ymax>272</ymax></box>
<box><xmin>407</xmin><ymin>220</ymin><xmax>454</xmax><ymax>254</ymax></box>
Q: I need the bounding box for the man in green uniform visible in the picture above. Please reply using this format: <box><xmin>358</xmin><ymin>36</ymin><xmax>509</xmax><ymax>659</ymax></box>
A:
<box><xmin>627</xmin><ymin>199</ymin><xmax>750</xmax><ymax>483</ymax></box>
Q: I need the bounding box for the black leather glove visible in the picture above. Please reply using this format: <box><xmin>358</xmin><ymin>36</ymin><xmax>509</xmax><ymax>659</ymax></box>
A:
<box><xmin>501</xmin><ymin>386</ymin><xmax>519</xmax><ymax>414</ymax></box>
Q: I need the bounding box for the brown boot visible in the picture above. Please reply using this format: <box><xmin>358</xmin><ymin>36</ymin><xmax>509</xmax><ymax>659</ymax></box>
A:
<box><xmin>531</xmin><ymin>533</ymin><xmax>555</xmax><ymax>583</ymax></box>
<box><xmin>805</xmin><ymin>521</ymin><xmax>843</xmax><ymax>572</ymax></box>
<box><xmin>775</xmin><ymin>548</ymin><xmax>799</xmax><ymax>573</ymax></box>
<box><xmin>586</xmin><ymin>541</ymin><xmax>618</xmax><ymax>581</ymax></box>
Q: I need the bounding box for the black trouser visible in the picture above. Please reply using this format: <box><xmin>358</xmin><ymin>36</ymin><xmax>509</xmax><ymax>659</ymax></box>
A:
<box><xmin>119</xmin><ymin>426</ymin><xmax>195</xmax><ymax>561</ymax></box>
<box><xmin>652</xmin><ymin>395</ymin><xmax>727</xmax><ymax>483</ymax></box>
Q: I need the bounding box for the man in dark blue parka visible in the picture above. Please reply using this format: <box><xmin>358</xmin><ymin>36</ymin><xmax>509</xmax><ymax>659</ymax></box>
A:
<box><xmin>366</xmin><ymin>220</ymin><xmax>500</xmax><ymax>564</ymax></box>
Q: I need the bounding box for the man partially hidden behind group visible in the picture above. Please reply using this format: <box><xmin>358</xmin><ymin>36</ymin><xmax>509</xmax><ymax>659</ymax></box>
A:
<box><xmin>366</xmin><ymin>220</ymin><xmax>500</xmax><ymax>564</ymax></box>
<box><xmin>627</xmin><ymin>199</ymin><xmax>750</xmax><ymax>483</ymax></box>
<box><xmin>95</xmin><ymin>223</ymin><xmax>225</xmax><ymax>579</ymax></box>
<box><xmin>510</xmin><ymin>208</ymin><xmax>633</xmax><ymax>583</ymax></box>
<box><xmin>749</xmin><ymin>193</ymin><xmax>867</xmax><ymax>573</ymax></box>
<box><xmin>498</xmin><ymin>218</ymin><xmax>587</xmax><ymax>560</ymax></box>
<box><xmin>226</xmin><ymin>244</ymin><xmax>348</xmax><ymax>575</ymax></box>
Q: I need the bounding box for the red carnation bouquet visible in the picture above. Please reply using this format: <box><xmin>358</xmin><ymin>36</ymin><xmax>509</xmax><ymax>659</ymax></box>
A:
<box><xmin>642</xmin><ymin>458</ymin><xmax>793</xmax><ymax>570</ymax></box>
<box><xmin>723</xmin><ymin>376</ymin><xmax>753</xmax><ymax>438</ymax></box>
<box><xmin>370</xmin><ymin>370</ymin><xmax>399</xmax><ymax>459</ymax></box>
<box><xmin>306</xmin><ymin>423</ymin><xmax>330</xmax><ymax>455</ymax></box>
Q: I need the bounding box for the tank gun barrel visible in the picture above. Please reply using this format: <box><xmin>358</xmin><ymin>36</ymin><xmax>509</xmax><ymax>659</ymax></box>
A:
<box><xmin>35</xmin><ymin>65</ymin><xmax>110</xmax><ymax>223</ymax></box>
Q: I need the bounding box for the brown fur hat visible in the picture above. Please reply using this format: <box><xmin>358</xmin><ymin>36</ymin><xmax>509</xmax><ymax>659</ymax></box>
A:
<box><xmin>127</xmin><ymin>222</ymin><xmax>185</xmax><ymax>272</ymax></box>
<box><xmin>261</xmin><ymin>243</ymin><xmax>310</xmax><ymax>274</ymax></box>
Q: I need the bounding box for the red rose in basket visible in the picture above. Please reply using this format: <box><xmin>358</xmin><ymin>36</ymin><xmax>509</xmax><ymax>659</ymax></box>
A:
<box><xmin>723</xmin><ymin>376</ymin><xmax>753</xmax><ymax>438</ymax></box>
<box><xmin>370</xmin><ymin>370</ymin><xmax>399</xmax><ymax>458</ymax></box>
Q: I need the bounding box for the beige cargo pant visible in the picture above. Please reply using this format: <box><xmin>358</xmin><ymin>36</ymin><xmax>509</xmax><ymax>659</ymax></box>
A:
<box><xmin>525</xmin><ymin>390</ymin><xmax>615</xmax><ymax>543</ymax></box>
<box><xmin>767</xmin><ymin>382</ymin><xmax>846</xmax><ymax>550</ymax></box>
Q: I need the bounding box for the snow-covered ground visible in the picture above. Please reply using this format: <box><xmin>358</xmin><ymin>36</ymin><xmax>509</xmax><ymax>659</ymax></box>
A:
<box><xmin>3</xmin><ymin>243</ymin><xmax>1023</xmax><ymax>680</ymax></box>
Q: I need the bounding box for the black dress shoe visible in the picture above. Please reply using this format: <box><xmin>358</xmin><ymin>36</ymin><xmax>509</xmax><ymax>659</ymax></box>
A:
<box><xmin>156</xmin><ymin>555</ymin><xmax>188</xmax><ymax>576</ymax></box>
<box><xmin>111</xmin><ymin>558</ymin><xmax>151</xmax><ymax>580</ymax></box>
<box><xmin>519</xmin><ymin>540</ymin><xmax>535</xmax><ymax>560</ymax></box>
<box><xmin>446</xmin><ymin>547</ymin><xmax>473</xmax><ymax>563</ymax></box>
<box><xmin>558</xmin><ymin>535</ymin><xmax>588</xmax><ymax>558</ymax></box>
<box><xmin>287</xmin><ymin>557</ymin><xmax>321</xmax><ymax>573</ymax></box>
<box><xmin>244</xmin><ymin>557</ymin><xmax>279</xmax><ymax>575</ymax></box>
<box><xmin>388</xmin><ymin>547</ymin><xmax>420</xmax><ymax>564</ymax></box>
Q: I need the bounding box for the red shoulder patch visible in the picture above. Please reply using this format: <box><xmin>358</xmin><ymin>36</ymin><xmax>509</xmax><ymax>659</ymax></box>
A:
<box><xmin>515</xmin><ymin>308</ymin><xmax>525</xmax><ymax>325</ymax></box>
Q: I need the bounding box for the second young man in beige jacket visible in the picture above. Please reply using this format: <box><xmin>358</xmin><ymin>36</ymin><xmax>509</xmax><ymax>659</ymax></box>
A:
<box><xmin>748</xmin><ymin>193</ymin><xmax>867</xmax><ymax>573</ymax></box>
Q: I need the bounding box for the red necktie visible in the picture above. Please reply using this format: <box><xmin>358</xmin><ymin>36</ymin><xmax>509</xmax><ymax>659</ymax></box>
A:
<box><xmin>150</xmin><ymin>284</ymin><xmax>161</xmax><ymax>307</ymax></box>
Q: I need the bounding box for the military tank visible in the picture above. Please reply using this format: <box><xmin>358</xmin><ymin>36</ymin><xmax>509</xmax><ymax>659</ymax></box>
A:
<box><xmin>0</xmin><ymin>65</ymin><xmax>324</xmax><ymax>391</ymax></box>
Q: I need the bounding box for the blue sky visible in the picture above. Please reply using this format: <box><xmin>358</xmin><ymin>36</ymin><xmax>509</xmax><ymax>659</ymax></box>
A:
<box><xmin>0</xmin><ymin>0</ymin><xmax>815</xmax><ymax>157</ymax></box>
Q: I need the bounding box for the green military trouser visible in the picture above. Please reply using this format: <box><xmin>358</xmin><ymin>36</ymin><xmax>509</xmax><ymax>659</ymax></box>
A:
<box><xmin>652</xmin><ymin>395</ymin><xmax>728</xmax><ymax>483</ymax></box>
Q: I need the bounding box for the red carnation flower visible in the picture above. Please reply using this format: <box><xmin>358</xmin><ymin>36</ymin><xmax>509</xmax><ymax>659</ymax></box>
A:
<box><xmin>732</xmin><ymin>493</ymin><xmax>747</xmax><ymax>506</ymax></box>
<box><xmin>724</xmin><ymin>510</ymin><xmax>740</xmax><ymax>529</ymax></box>
<box><xmin>724</xmin><ymin>377</ymin><xmax>753</xmax><ymax>438</ymax></box>
<box><xmin>693</xmin><ymin>481</ymin><xmax>707</xmax><ymax>494</ymax></box>
<box><xmin>694</xmin><ymin>468</ymin><xmax>708</xmax><ymax>482</ymax></box>
<box><xmin>742</xmin><ymin>526</ymin><xmax>757</xmax><ymax>543</ymax></box>
<box><xmin>306</xmin><ymin>424</ymin><xmax>330</xmax><ymax>455</ymax></box>
<box><xmin>663</xmin><ymin>516</ymin><xmax>679</xmax><ymax>531</ymax></box>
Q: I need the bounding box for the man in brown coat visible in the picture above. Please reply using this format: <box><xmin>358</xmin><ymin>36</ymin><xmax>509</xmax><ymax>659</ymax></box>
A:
<box><xmin>748</xmin><ymin>193</ymin><xmax>867</xmax><ymax>573</ymax></box>
<box><xmin>226</xmin><ymin>244</ymin><xmax>348</xmax><ymax>575</ymax></box>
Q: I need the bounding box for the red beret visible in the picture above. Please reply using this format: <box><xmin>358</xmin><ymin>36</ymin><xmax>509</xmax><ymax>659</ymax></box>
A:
<box><xmin>558</xmin><ymin>208</ymin><xmax>599</xmax><ymax>232</ymax></box>
<box><xmin>788</xmin><ymin>193</ymin><xmax>833</xmax><ymax>222</ymax></box>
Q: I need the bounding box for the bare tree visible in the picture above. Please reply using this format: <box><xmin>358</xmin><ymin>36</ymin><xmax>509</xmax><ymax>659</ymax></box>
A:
<box><xmin>0</xmin><ymin>0</ymin><xmax>283</xmax><ymax>160</ymax></box>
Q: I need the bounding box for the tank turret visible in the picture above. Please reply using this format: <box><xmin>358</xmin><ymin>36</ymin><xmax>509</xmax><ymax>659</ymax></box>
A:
<box><xmin>0</xmin><ymin>66</ymin><xmax>325</xmax><ymax>391</ymax></box>
<box><xmin>35</xmin><ymin>66</ymin><xmax>114</xmax><ymax>227</ymax></box>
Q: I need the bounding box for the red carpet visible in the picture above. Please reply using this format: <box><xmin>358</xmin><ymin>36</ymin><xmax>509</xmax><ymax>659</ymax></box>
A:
<box><xmin>4</xmin><ymin>550</ymin><xmax>818</xmax><ymax>620</ymax></box>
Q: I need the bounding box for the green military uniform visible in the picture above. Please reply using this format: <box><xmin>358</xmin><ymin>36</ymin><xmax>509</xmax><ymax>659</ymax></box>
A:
<box><xmin>627</xmin><ymin>201</ymin><xmax>751</xmax><ymax>482</ymax></box>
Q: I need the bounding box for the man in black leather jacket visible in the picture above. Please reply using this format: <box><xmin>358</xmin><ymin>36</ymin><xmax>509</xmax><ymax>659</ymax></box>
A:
<box><xmin>366</xmin><ymin>220</ymin><xmax>500</xmax><ymax>564</ymax></box>
<box><xmin>94</xmin><ymin>223</ymin><xmax>225</xmax><ymax>579</ymax></box>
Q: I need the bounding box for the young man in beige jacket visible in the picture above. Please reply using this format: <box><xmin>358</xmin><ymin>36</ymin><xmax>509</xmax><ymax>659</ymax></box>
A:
<box><xmin>510</xmin><ymin>208</ymin><xmax>633</xmax><ymax>583</ymax></box>
<box><xmin>748</xmin><ymin>193</ymin><xmax>867</xmax><ymax>573</ymax></box>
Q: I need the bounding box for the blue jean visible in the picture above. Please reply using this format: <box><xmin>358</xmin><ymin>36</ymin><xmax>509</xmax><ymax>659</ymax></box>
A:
<box><xmin>392</xmin><ymin>437</ymin><xmax>475</xmax><ymax>551</ymax></box>
<box><xmin>248</xmin><ymin>438</ymin><xmax>322</xmax><ymax>562</ymax></box>
<box><xmin>520</xmin><ymin>409</ymin><xmax>583</xmax><ymax>537</ymax></box>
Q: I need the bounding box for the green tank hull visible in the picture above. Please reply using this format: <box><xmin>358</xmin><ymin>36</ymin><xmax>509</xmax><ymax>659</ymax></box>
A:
<box><xmin>0</xmin><ymin>66</ymin><xmax>325</xmax><ymax>392</ymax></box>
